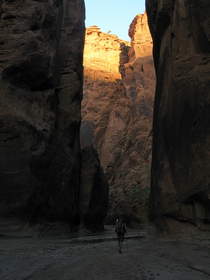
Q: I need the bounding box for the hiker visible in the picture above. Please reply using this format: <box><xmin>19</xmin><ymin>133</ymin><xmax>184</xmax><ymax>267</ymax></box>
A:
<box><xmin>115</xmin><ymin>217</ymin><xmax>127</xmax><ymax>253</ymax></box>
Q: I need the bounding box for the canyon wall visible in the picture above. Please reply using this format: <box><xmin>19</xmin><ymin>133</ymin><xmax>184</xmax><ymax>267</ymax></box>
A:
<box><xmin>80</xmin><ymin>146</ymin><xmax>109</xmax><ymax>230</ymax></box>
<box><xmin>146</xmin><ymin>0</ymin><xmax>210</xmax><ymax>229</ymax></box>
<box><xmin>0</xmin><ymin>0</ymin><xmax>85</xmax><ymax>224</ymax></box>
<box><xmin>82</xmin><ymin>14</ymin><xmax>155</xmax><ymax>223</ymax></box>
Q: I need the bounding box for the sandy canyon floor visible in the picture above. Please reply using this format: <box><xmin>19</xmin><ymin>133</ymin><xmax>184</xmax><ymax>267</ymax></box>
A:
<box><xmin>0</xmin><ymin>225</ymin><xmax>210</xmax><ymax>280</ymax></box>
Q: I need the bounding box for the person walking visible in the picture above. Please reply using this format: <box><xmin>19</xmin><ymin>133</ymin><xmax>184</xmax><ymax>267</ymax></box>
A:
<box><xmin>115</xmin><ymin>217</ymin><xmax>127</xmax><ymax>254</ymax></box>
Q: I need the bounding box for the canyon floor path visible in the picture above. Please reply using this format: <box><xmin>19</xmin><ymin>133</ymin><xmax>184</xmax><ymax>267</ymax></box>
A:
<box><xmin>1</xmin><ymin>225</ymin><xmax>210</xmax><ymax>280</ymax></box>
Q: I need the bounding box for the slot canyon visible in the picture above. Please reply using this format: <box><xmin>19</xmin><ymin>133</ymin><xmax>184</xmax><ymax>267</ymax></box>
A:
<box><xmin>82</xmin><ymin>13</ymin><xmax>155</xmax><ymax>223</ymax></box>
<box><xmin>0</xmin><ymin>1</ymin><xmax>210</xmax><ymax>279</ymax></box>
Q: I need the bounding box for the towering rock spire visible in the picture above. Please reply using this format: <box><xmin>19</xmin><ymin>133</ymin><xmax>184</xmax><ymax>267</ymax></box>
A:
<box><xmin>128</xmin><ymin>13</ymin><xmax>153</xmax><ymax>59</ymax></box>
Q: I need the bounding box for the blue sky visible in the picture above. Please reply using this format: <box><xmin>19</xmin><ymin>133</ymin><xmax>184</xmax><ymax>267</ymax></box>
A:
<box><xmin>85</xmin><ymin>0</ymin><xmax>145</xmax><ymax>41</ymax></box>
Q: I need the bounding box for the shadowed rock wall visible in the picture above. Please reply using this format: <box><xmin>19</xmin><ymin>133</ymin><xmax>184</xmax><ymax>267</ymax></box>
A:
<box><xmin>80</xmin><ymin>146</ymin><xmax>109</xmax><ymax>230</ymax></box>
<box><xmin>146</xmin><ymin>0</ymin><xmax>210</xmax><ymax>229</ymax></box>
<box><xmin>0</xmin><ymin>0</ymin><xmax>85</xmax><ymax>224</ymax></box>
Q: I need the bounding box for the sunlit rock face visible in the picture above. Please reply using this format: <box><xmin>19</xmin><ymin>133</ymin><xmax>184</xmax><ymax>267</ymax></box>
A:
<box><xmin>0</xmin><ymin>0</ymin><xmax>85</xmax><ymax>224</ymax></box>
<box><xmin>129</xmin><ymin>13</ymin><xmax>153</xmax><ymax>59</ymax></box>
<box><xmin>84</xmin><ymin>26</ymin><xmax>126</xmax><ymax>79</ymax></box>
<box><xmin>146</xmin><ymin>0</ymin><xmax>210</xmax><ymax>230</ymax></box>
<box><xmin>82</xmin><ymin>14</ymin><xmax>155</xmax><ymax>223</ymax></box>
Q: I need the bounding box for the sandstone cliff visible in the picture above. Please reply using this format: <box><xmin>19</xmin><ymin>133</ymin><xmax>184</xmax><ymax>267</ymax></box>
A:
<box><xmin>0</xmin><ymin>0</ymin><xmax>85</xmax><ymax>224</ymax></box>
<box><xmin>146</xmin><ymin>0</ymin><xmax>210</xmax><ymax>230</ymax></box>
<box><xmin>82</xmin><ymin>15</ymin><xmax>155</xmax><ymax>223</ymax></box>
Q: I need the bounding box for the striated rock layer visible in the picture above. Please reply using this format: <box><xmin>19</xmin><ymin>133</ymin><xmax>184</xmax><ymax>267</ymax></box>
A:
<box><xmin>146</xmin><ymin>0</ymin><xmax>210</xmax><ymax>229</ymax></box>
<box><xmin>0</xmin><ymin>0</ymin><xmax>85</xmax><ymax>224</ymax></box>
<box><xmin>82</xmin><ymin>15</ymin><xmax>155</xmax><ymax>223</ymax></box>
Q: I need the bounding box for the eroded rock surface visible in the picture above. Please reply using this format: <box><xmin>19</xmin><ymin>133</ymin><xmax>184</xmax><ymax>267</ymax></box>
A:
<box><xmin>0</xmin><ymin>0</ymin><xmax>85</xmax><ymax>224</ymax></box>
<box><xmin>82</xmin><ymin>15</ymin><xmax>155</xmax><ymax>223</ymax></box>
<box><xmin>146</xmin><ymin>0</ymin><xmax>210</xmax><ymax>229</ymax></box>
